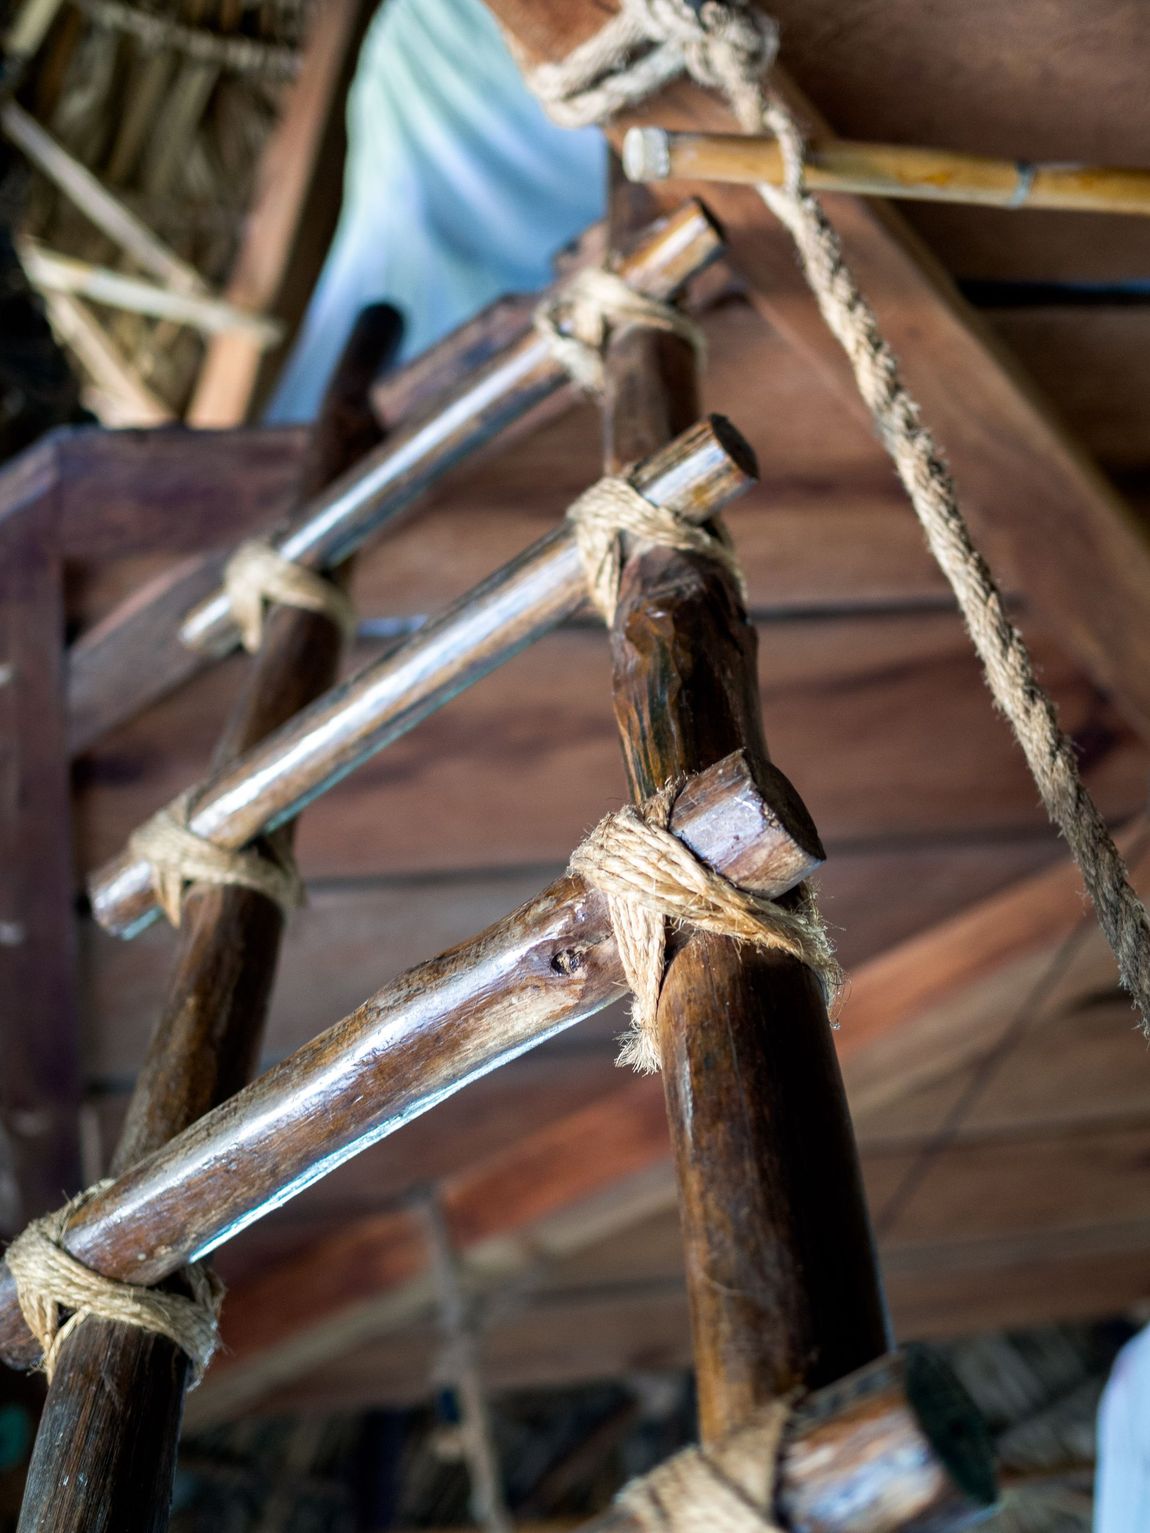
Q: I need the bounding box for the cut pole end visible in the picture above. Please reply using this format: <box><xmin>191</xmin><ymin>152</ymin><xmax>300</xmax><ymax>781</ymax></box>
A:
<box><xmin>623</xmin><ymin>127</ymin><xmax>672</xmax><ymax>184</ymax></box>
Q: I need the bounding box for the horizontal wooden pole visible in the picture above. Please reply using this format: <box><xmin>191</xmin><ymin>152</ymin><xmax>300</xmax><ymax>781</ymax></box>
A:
<box><xmin>579</xmin><ymin>1346</ymin><xmax>996</xmax><ymax>1533</ymax></box>
<box><xmin>626</xmin><ymin>127</ymin><xmax>1150</xmax><ymax>217</ymax></box>
<box><xmin>0</xmin><ymin>750</ymin><xmax>822</xmax><ymax>1369</ymax></box>
<box><xmin>18</xmin><ymin>242</ymin><xmax>283</xmax><ymax>344</ymax></box>
<box><xmin>90</xmin><ymin>415</ymin><xmax>759</xmax><ymax>937</ymax></box>
<box><xmin>177</xmin><ymin>200</ymin><xmax>723</xmax><ymax>659</ymax></box>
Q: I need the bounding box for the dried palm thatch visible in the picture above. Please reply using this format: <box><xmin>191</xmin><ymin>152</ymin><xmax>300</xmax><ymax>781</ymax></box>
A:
<box><xmin>10</xmin><ymin>0</ymin><xmax>314</xmax><ymax>421</ymax></box>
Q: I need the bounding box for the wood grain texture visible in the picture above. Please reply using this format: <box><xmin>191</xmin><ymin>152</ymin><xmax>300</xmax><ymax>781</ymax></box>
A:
<box><xmin>89</xmin><ymin>416</ymin><xmax>760</xmax><ymax>937</ymax></box>
<box><xmin>600</xmin><ymin>211</ymin><xmax>886</xmax><ymax>1437</ymax></box>
<box><xmin>0</xmin><ymin>750</ymin><xmax>818</xmax><ymax>1368</ymax></box>
<box><xmin>484</xmin><ymin>0</ymin><xmax>1150</xmax><ymax>746</ymax></box>
<box><xmin>0</xmin><ymin>479</ymin><xmax>82</xmax><ymax>1230</ymax></box>
<box><xmin>16</xmin><ymin>307</ymin><xmax>400</xmax><ymax>1533</ymax></box>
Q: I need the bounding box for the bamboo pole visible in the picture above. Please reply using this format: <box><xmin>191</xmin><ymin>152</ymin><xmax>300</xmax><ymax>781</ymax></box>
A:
<box><xmin>177</xmin><ymin>200</ymin><xmax>724</xmax><ymax>659</ymax></box>
<box><xmin>577</xmin><ymin>1347</ymin><xmax>996</xmax><ymax>1533</ymax></box>
<box><xmin>601</xmin><ymin>171</ymin><xmax>887</xmax><ymax>1444</ymax></box>
<box><xmin>0</xmin><ymin>749</ymin><xmax>823</xmax><ymax>1369</ymax></box>
<box><xmin>0</xmin><ymin>101</ymin><xmax>211</xmax><ymax>294</ymax></box>
<box><xmin>624</xmin><ymin>126</ymin><xmax>1150</xmax><ymax>217</ymax></box>
<box><xmin>15</xmin><ymin>306</ymin><xmax>402</xmax><ymax>1533</ymax></box>
<box><xmin>19</xmin><ymin>241</ymin><xmax>284</xmax><ymax>343</ymax></box>
<box><xmin>90</xmin><ymin>415</ymin><xmax>761</xmax><ymax>938</ymax></box>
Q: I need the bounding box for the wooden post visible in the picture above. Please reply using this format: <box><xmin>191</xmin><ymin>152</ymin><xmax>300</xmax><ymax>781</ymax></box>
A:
<box><xmin>0</xmin><ymin>750</ymin><xmax>821</xmax><ymax>1369</ymax></box>
<box><xmin>576</xmin><ymin>1347</ymin><xmax>996</xmax><ymax>1533</ymax></box>
<box><xmin>14</xmin><ymin>307</ymin><xmax>401</xmax><ymax>1533</ymax></box>
<box><xmin>88</xmin><ymin>415</ymin><xmax>758</xmax><ymax>939</ymax></box>
<box><xmin>601</xmin><ymin>170</ymin><xmax>888</xmax><ymax>1443</ymax></box>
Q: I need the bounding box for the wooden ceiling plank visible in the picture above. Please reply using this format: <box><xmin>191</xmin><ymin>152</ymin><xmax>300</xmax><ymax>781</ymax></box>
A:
<box><xmin>483</xmin><ymin>0</ymin><xmax>1150</xmax><ymax>744</ymax></box>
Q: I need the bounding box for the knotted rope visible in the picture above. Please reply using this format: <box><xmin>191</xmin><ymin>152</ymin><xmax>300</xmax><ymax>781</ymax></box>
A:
<box><xmin>535</xmin><ymin>265</ymin><xmax>705</xmax><ymax>393</ymax></box>
<box><xmin>571</xmin><ymin>781</ymin><xmax>841</xmax><ymax>1072</ymax></box>
<box><xmin>615</xmin><ymin>1401</ymin><xmax>790</xmax><ymax>1529</ymax></box>
<box><xmin>566</xmin><ymin>475</ymin><xmax>743</xmax><ymax>621</ymax></box>
<box><xmin>524</xmin><ymin>0</ymin><xmax>1150</xmax><ymax>1033</ymax></box>
<box><xmin>130</xmin><ymin>791</ymin><xmax>302</xmax><ymax>927</ymax></box>
<box><xmin>6</xmin><ymin>1185</ymin><xmax>223</xmax><ymax>1385</ymax></box>
<box><xmin>223</xmin><ymin>538</ymin><xmax>357</xmax><ymax>654</ymax></box>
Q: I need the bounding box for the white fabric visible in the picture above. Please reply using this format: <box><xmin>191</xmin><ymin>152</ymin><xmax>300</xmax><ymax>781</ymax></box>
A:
<box><xmin>1095</xmin><ymin>1324</ymin><xmax>1150</xmax><ymax>1531</ymax></box>
<box><xmin>268</xmin><ymin>0</ymin><xmax>606</xmax><ymax>422</ymax></box>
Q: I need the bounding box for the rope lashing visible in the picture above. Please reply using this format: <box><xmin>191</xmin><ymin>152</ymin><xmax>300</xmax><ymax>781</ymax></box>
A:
<box><xmin>566</xmin><ymin>475</ymin><xmax>744</xmax><ymax>622</ymax></box>
<box><xmin>614</xmin><ymin>1401</ymin><xmax>790</xmax><ymax>1529</ymax></box>
<box><xmin>129</xmin><ymin>790</ymin><xmax>302</xmax><ymax>927</ymax></box>
<box><xmin>523</xmin><ymin>0</ymin><xmax>1150</xmax><ymax>1034</ymax></box>
<box><xmin>571</xmin><ymin>781</ymin><xmax>841</xmax><ymax>1072</ymax></box>
<box><xmin>5</xmin><ymin>1186</ymin><xmax>223</xmax><ymax>1385</ymax></box>
<box><xmin>223</xmin><ymin>538</ymin><xmax>357</xmax><ymax>654</ymax></box>
<box><xmin>534</xmin><ymin>265</ymin><xmax>705</xmax><ymax>393</ymax></box>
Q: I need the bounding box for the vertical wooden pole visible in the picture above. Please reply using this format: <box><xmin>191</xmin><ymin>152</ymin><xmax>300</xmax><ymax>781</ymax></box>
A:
<box><xmin>0</xmin><ymin>471</ymin><xmax>83</xmax><ymax>1229</ymax></box>
<box><xmin>16</xmin><ymin>306</ymin><xmax>402</xmax><ymax>1533</ymax></box>
<box><xmin>602</xmin><ymin>168</ymin><xmax>889</xmax><ymax>1443</ymax></box>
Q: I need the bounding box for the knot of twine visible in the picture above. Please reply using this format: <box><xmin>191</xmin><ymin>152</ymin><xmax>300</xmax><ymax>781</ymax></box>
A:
<box><xmin>527</xmin><ymin>0</ymin><xmax>777</xmax><ymax>131</ymax></box>
<box><xmin>5</xmin><ymin>1184</ymin><xmax>224</xmax><ymax>1385</ymax></box>
<box><xmin>570</xmin><ymin>782</ymin><xmax>841</xmax><ymax>1072</ymax></box>
<box><xmin>523</xmin><ymin>0</ymin><xmax>1150</xmax><ymax>1034</ymax></box>
<box><xmin>129</xmin><ymin>791</ymin><xmax>302</xmax><ymax>927</ymax></box>
<box><xmin>567</xmin><ymin>475</ymin><xmax>744</xmax><ymax>623</ymax></box>
<box><xmin>615</xmin><ymin>1402</ymin><xmax>789</xmax><ymax>1529</ymax></box>
<box><xmin>223</xmin><ymin>539</ymin><xmax>357</xmax><ymax>654</ymax></box>
<box><xmin>535</xmin><ymin>265</ymin><xmax>705</xmax><ymax>393</ymax></box>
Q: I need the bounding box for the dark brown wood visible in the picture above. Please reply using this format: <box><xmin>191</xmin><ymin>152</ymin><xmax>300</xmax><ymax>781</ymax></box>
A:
<box><xmin>602</xmin><ymin>182</ymin><xmax>888</xmax><ymax>1441</ymax></box>
<box><xmin>179</xmin><ymin>202</ymin><xmax>723</xmax><ymax>657</ymax></box>
<box><xmin>577</xmin><ymin>1347</ymin><xmax>995</xmax><ymax>1533</ymax></box>
<box><xmin>0</xmin><ymin>474</ymin><xmax>83</xmax><ymax>1229</ymax></box>
<box><xmin>15</xmin><ymin>308</ymin><xmax>400</xmax><ymax>1533</ymax></box>
<box><xmin>0</xmin><ymin>750</ymin><xmax>822</xmax><ymax>1369</ymax></box>
<box><xmin>483</xmin><ymin>0</ymin><xmax>1150</xmax><ymax>751</ymax></box>
<box><xmin>90</xmin><ymin>415</ymin><xmax>760</xmax><ymax>938</ymax></box>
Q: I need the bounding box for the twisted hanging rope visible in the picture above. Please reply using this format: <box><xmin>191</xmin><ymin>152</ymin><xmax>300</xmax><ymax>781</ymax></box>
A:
<box><xmin>535</xmin><ymin>265</ymin><xmax>705</xmax><ymax>392</ymax></box>
<box><xmin>223</xmin><ymin>538</ymin><xmax>358</xmax><ymax>654</ymax></box>
<box><xmin>129</xmin><ymin>791</ymin><xmax>302</xmax><ymax>927</ymax></box>
<box><xmin>571</xmin><ymin>782</ymin><xmax>841</xmax><ymax>1071</ymax></box>
<box><xmin>614</xmin><ymin>1402</ymin><xmax>790</xmax><ymax>1529</ymax></box>
<box><xmin>525</xmin><ymin>0</ymin><xmax>1150</xmax><ymax>1033</ymax></box>
<box><xmin>566</xmin><ymin>475</ymin><xmax>744</xmax><ymax>621</ymax></box>
<box><xmin>6</xmin><ymin>1185</ymin><xmax>223</xmax><ymax>1385</ymax></box>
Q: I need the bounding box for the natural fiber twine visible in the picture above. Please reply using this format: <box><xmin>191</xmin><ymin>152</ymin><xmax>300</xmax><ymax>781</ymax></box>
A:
<box><xmin>535</xmin><ymin>265</ymin><xmax>705</xmax><ymax>393</ymax></box>
<box><xmin>524</xmin><ymin>0</ymin><xmax>1150</xmax><ymax>1034</ymax></box>
<box><xmin>223</xmin><ymin>538</ymin><xmax>357</xmax><ymax>654</ymax></box>
<box><xmin>615</xmin><ymin>1402</ymin><xmax>790</xmax><ymax>1529</ymax></box>
<box><xmin>5</xmin><ymin>1184</ymin><xmax>223</xmax><ymax>1385</ymax></box>
<box><xmin>571</xmin><ymin>782</ymin><xmax>841</xmax><ymax>1072</ymax></box>
<box><xmin>130</xmin><ymin>790</ymin><xmax>302</xmax><ymax>927</ymax></box>
<box><xmin>566</xmin><ymin>475</ymin><xmax>743</xmax><ymax>622</ymax></box>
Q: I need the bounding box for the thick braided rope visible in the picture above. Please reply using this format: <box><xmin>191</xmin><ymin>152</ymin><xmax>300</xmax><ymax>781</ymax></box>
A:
<box><xmin>223</xmin><ymin>538</ymin><xmax>357</xmax><ymax>654</ymax></box>
<box><xmin>527</xmin><ymin>0</ymin><xmax>1150</xmax><ymax>1034</ymax></box>
<box><xmin>615</xmin><ymin>1402</ymin><xmax>789</xmax><ymax>1529</ymax></box>
<box><xmin>129</xmin><ymin>790</ymin><xmax>302</xmax><ymax>927</ymax></box>
<box><xmin>571</xmin><ymin>783</ymin><xmax>841</xmax><ymax>1072</ymax></box>
<box><xmin>535</xmin><ymin>265</ymin><xmax>705</xmax><ymax>393</ymax></box>
<box><xmin>567</xmin><ymin>475</ymin><xmax>744</xmax><ymax>621</ymax></box>
<box><xmin>6</xmin><ymin>1185</ymin><xmax>223</xmax><ymax>1385</ymax></box>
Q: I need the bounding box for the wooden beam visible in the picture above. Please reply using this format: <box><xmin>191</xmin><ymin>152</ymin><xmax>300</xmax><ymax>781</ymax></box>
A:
<box><xmin>187</xmin><ymin>0</ymin><xmax>376</xmax><ymax>425</ymax></box>
<box><xmin>599</xmin><ymin>168</ymin><xmax>884</xmax><ymax>1440</ymax></box>
<box><xmin>15</xmin><ymin>308</ymin><xmax>402</xmax><ymax>1533</ymax></box>
<box><xmin>483</xmin><ymin>0</ymin><xmax>1150</xmax><ymax>744</ymax></box>
<box><xmin>0</xmin><ymin>464</ymin><xmax>83</xmax><ymax>1229</ymax></box>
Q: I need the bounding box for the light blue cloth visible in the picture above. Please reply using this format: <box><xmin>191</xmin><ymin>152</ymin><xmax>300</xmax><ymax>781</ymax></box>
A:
<box><xmin>268</xmin><ymin>0</ymin><xmax>606</xmax><ymax>422</ymax></box>
<box><xmin>1096</xmin><ymin>1325</ymin><xmax>1150</xmax><ymax>1531</ymax></box>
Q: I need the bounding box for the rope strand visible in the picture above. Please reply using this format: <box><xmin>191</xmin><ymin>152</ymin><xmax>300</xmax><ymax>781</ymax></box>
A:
<box><xmin>523</xmin><ymin>0</ymin><xmax>1150</xmax><ymax>1032</ymax></box>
